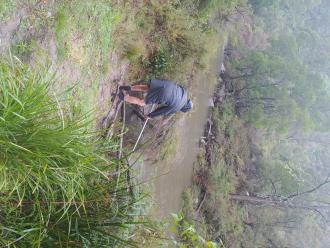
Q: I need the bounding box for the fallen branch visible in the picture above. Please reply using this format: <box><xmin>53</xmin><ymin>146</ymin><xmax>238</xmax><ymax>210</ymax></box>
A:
<box><xmin>195</xmin><ymin>191</ymin><xmax>207</xmax><ymax>213</ymax></box>
<box><xmin>106</xmin><ymin>101</ymin><xmax>123</xmax><ymax>138</ymax></box>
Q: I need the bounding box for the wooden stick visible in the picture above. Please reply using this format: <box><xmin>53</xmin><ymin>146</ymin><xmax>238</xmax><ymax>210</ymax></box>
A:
<box><xmin>106</xmin><ymin>101</ymin><xmax>123</xmax><ymax>138</ymax></box>
<box><xmin>132</xmin><ymin>105</ymin><xmax>155</xmax><ymax>152</ymax></box>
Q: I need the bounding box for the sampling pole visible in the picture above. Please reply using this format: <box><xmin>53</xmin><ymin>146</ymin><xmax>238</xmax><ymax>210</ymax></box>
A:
<box><xmin>132</xmin><ymin>104</ymin><xmax>155</xmax><ymax>152</ymax></box>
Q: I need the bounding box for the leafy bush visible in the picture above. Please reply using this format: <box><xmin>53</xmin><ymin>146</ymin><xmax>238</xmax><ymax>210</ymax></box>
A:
<box><xmin>150</xmin><ymin>50</ymin><xmax>170</xmax><ymax>76</ymax></box>
<box><xmin>172</xmin><ymin>213</ymin><xmax>224</xmax><ymax>248</ymax></box>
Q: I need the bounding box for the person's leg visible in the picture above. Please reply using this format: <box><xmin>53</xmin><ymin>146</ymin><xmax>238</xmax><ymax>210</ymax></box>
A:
<box><xmin>124</xmin><ymin>95</ymin><xmax>146</xmax><ymax>106</ymax></box>
<box><xmin>120</xmin><ymin>83</ymin><xmax>149</xmax><ymax>106</ymax></box>
<box><xmin>131</xmin><ymin>84</ymin><xmax>149</xmax><ymax>92</ymax></box>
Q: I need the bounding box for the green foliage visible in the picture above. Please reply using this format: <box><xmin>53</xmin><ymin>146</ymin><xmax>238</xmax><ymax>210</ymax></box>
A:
<box><xmin>54</xmin><ymin>6</ymin><xmax>70</xmax><ymax>59</ymax></box>
<box><xmin>150</xmin><ymin>50</ymin><xmax>171</xmax><ymax>76</ymax></box>
<box><xmin>225</xmin><ymin>0</ymin><xmax>330</xmax><ymax>133</ymax></box>
<box><xmin>171</xmin><ymin>213</ymin><xmax>224</xmax><ymax>248</ymax></box>
<box><xmin>216</xmin><ymin>1</ymin><xmax>330</xmax><ymax>247</ymax></box>
<box><xmin>10</xmin><ymin>39</ymin><xmax>36</xmax><ymax>63</ymax></box>
<box><xmin>202</xmin><ymin>160</ymin><xmax>245</xmax><ymax>246</ymax></box>
<box><xmin>123</xmin><ymin>38</ymin><xmax>148</xmax><ymax>64</ymax></box>
<box><xmin>0</xmin><ymin>60</ymin><xmax>144</xmax><ymax>247</ymax></box>
<box><xmin>181</xmin><ymin>189</ymin><xmax>195</xmax><ymax>221</ymax></box>
<box><xmin>0</xmin><ymin>0</ymin><xmax>15</xmax><ymax>22</ymax></box>
<box><xmin>115</xmin><ymin>1</ymin><xmax>214</xmax><ymax>81</ymax></box>
<box><xmin>229</xmin><ymin>46</ymin><xmax>330</xmax><ymax>132</ymax></box>
<box><xmin>198</xmin><ymin>0</ymin><xmax>246</xmax><ymax>17</ymax></box>
<box><xmin>184</xmin><ymin>98</ymin><xmax>249</xmax><ymax>247</ymax></box>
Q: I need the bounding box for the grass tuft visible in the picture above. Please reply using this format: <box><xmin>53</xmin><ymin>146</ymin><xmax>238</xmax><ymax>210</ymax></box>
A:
<box><xmin>0</xmin><ymin>59</ymin><xmax>145</xmax><ymax>247</ymax></box>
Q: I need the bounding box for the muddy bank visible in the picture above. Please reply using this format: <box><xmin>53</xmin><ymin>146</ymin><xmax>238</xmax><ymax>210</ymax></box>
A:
<box><xmin>138</xmin><ymin>42</ymin><xmax>226</xmax><ymax>219</ymax></box>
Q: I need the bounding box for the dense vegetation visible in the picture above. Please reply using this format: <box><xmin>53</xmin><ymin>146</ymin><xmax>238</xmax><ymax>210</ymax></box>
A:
<box><xmin>179</xmin><ymin>0</ymin><xmax>330</xmax><ymax>247</ymax></box>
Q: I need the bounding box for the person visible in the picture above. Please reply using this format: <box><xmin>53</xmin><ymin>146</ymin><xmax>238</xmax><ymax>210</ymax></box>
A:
<box><xmin>118</xmin><ymin>79</ymin><xmax>193</xmax><ymax>118</ymax></box>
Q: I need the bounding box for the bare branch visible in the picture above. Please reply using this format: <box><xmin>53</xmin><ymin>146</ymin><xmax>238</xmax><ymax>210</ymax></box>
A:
<box><xmin>285</xmin><ymin>172</ymin><xmax>330</xmax><ymax>200</ymax></box>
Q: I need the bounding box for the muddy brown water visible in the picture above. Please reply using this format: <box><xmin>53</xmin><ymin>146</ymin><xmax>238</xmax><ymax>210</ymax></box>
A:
<box><xmin>139</xmin><ymin>45</ymin><xmax>225</xmax><ymax>219</ymax></box>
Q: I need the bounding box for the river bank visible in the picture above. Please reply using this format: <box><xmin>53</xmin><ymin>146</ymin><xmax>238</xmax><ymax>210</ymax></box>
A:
<box><xmin>138</xmin><ymin>41</ymin><xmax>226</xmax><ymax>219</ymax></box>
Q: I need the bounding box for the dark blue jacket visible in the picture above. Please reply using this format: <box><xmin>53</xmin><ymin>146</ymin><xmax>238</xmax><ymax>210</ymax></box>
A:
<box><xmin>145</xmin><ymin>79</ymin><xmax>188</xmax><ymax>118</ymax></box>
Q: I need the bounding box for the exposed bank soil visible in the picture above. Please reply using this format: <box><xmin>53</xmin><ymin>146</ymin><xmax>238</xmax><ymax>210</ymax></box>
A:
<box><xmin>39</xmin><ymin>36</ymin><xmax>130</xmax><ymax>123</ymax></box>
<box><xmin>0</xmin><ymin>8</ymin><xmax>27</xmax><ymax>52</ymax></box>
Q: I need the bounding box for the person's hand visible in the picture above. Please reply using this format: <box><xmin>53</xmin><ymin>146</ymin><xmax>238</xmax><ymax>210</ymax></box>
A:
<box><xmin>119</xmin><ymin>85</ymin><xmax>131</xmax><ymax>91</ymax></box>
<box><xmin>118</xmin><ymin>90</ymin><xmax>127</xmax><ymax>101</ymax></box>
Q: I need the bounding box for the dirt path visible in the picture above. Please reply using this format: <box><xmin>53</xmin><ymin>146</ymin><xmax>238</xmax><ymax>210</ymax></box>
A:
<box><xmin>140</xmin><ymin>41</ymin><xmax>226</xmax><ymax>219</ymax></box>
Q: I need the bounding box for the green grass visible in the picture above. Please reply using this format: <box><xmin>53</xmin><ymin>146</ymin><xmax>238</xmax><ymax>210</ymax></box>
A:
<box><xmin>0</xmin><ymin>0</ymin><xmax>16</xmax><ymax>22</ymax></box>
<box><xmin>171</xmin><ymin>211</ymin><xmax>223</xmax><ymax>248</ymax></box>
<box><xmin>54</xmin><ymin>1</ymin><xmax>120</xmax><ymax>72</ymax></box>
<box><xmin>0</xmin><ymin>59</ymin><xmax>145</xmax><ymax>247</ymax></box>
<box><xmin>50</xmin><ymin>1</ymin><xmax>122</xmax><ymax>124</ymax></box>
<box><xmin>181</xmin><ymin>96</ymin><xmax>250</xmax><ymax>247</ymax></box>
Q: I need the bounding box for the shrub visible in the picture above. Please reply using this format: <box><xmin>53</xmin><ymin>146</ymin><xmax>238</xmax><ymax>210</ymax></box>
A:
<box><xmin>172</xmin><ymin>213</ymin><xmax>224</xmax><ymax>248</ymax></box>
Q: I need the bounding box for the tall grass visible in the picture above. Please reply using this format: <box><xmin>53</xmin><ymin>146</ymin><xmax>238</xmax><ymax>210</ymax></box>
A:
<box><xmin>0</xmin><ymin>59</ymin><xmax>144</xmax><ymax>247</ymax></box>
